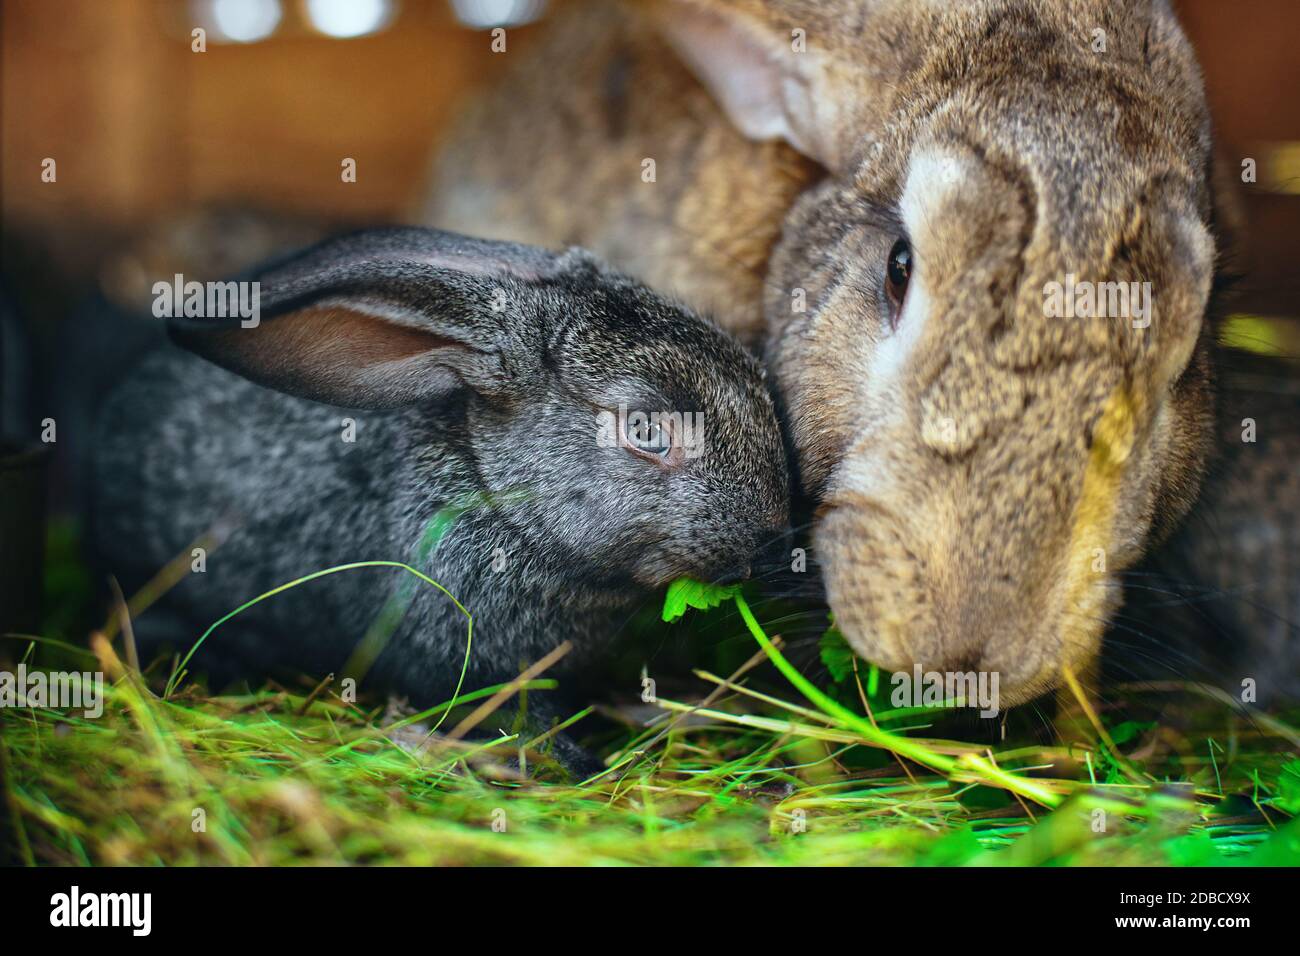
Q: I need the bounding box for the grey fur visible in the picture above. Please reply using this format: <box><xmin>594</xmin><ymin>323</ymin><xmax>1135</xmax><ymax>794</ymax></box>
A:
<box><xmin>93</xmin><ymin>227</ymin><xmax>789</xmax><ymax>710</ymax></box>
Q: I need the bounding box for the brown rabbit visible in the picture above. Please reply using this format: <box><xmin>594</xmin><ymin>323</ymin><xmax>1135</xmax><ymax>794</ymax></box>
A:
<box><xmin>424</xmin><ymin>0</ymin><xmax>1229</xmax><ymax>705</ymax></box>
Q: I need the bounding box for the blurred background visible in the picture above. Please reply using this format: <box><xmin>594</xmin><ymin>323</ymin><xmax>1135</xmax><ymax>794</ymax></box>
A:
<box><xmin>1</xmin><ymin>0</ymin><xmax>1298</xmax><ymax>635</ymax></box>
<box><xmin>1</xmin><ymin>0</ymin><xmax>561</xmax><ymax>315</ymax></box>
<box><xmin>3</xmin><ymin>0</ymin><xmax>1299</xmax><ymax>306</ymax></box>
<box><xmin>4</xmin><ymin>0</ymin><xmax>1299</xmax><ymax>371</ymax></box>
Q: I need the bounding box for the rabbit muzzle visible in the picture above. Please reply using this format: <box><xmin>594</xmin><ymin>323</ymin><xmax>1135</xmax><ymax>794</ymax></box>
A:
<box><xmin>816</xmin><ymin>490</ymin><xmax>1119</xmax><ymax>709</ymax></box>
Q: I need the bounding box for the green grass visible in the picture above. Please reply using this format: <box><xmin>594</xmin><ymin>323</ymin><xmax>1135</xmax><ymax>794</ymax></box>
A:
<box><xmin>4</xmin><ymin>570</ymin><xmax>1299</xmax><ymax>865</ymax></box>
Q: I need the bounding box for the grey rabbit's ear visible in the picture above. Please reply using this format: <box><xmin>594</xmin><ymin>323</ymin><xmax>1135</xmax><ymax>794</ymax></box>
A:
<box><xmin>168</xmin><ymin>227</ymin><xmax>556</xmax><ymax>409</ymax></box>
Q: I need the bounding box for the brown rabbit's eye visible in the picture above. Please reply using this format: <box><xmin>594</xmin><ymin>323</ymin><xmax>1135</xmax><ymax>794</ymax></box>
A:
<box><xmin>885</xmin><ymin>238</ymin><xmax>912</xmax><ymax>318</ymax></box>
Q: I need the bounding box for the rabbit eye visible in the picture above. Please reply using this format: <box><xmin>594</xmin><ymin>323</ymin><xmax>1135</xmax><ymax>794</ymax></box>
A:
<box><xmin>885</xmin><ymin>238</ymin><xmax>912</xmax><ymax>323</ymax></box>
<box><xmin>624</xmin><ymin>415</ymin><xmax>673</xmax><ymax>458</ymax></box>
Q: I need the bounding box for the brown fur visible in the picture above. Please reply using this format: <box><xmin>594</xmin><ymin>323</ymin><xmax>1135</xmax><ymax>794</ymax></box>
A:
<box><xmin>423</xmin><ymin>0</ymin><xmax>1223</xmax><ymax>703</ymax></box>
<box><xmin>423</xmin><ymin>1</ymin><xmax>819</xmax><ymax>343</ymax></box>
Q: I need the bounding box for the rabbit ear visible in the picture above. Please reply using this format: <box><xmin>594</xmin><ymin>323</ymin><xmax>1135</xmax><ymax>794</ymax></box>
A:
<box><xmin>655</xmin><ymin>0</ymin><xmax>847</xmax><ymax>169</ymax></box>
<box><xmin>653</xmin><ymin>0</ymin><xmax>913</xmax><ymax>172</ymax></box>
<box><xmin>168</xmin><ymin>228</ymin><xmax>554</xmax><ymax>409</ymax></box>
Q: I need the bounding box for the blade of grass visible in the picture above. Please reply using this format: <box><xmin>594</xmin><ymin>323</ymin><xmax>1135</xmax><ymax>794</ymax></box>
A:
<box><xmin>732</xmin><ymin>593</ymin><xmax>1063</xmax><ymax>808</ymax></box>
<box><xmin>165</xmin><ymin>561</ymin><xmax>471</xmax><ymax>736</ymax></box>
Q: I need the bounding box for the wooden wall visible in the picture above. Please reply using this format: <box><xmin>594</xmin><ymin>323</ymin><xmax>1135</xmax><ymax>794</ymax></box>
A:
<box><xmin>0</xmin><ymin>0</ymin><xmax>548</xmax><ymax>230</ymax></box>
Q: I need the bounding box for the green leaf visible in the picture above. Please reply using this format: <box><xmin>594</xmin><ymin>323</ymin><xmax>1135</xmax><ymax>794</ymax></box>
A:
<box><xmin>1162</xmin><ymin>831</ymin><xmax>1223</xmax><ymax>867</ymax></box>
<box><xmin>818</xmin><ymin>625</ymin><xmax>856</xmax><ymax>683</ymax></box>
<box><xmin>661</xmin><ymin>578</ymin><xmax>741</xmax><ymax>622</ymax></box>
<box><xmin>1276</xmin><ymin>760</ymin><xmax>1300</xmax><ymax>814</ymax></box>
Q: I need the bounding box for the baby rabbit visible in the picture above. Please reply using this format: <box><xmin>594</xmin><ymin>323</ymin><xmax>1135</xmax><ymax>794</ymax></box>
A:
<box><xmin>93</xmin><ymin>227</ymin><xmax>790</xmax><ymax>732</ymax></box>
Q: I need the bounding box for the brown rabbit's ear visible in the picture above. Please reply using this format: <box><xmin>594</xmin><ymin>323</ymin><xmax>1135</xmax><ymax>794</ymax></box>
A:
<box><xmin>168</xmin><ymin>228</ymin><xmax>552</xmax><ymax>410</ymax></box>
<box><xmin>654</xmin><ymin>0</ymin><xmax>840</xmax><ymax>167</ymax></box>
<box><xmin>652</xmin><ymin>0</ymin><xmax>913</xmax><ymax>172</ymax></box>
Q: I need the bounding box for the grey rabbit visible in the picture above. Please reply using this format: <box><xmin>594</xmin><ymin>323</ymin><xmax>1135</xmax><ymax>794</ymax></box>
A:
<box><xmin>92</xmin><ymin>226</ymin><xmax>790</xmax><ymax>758</ymax></box>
